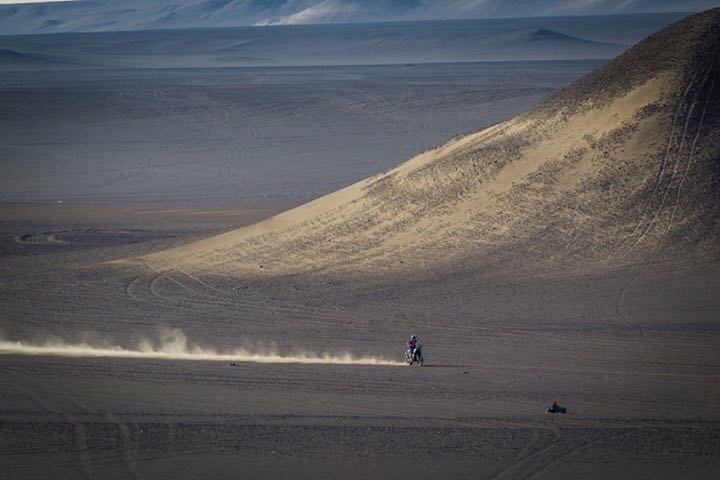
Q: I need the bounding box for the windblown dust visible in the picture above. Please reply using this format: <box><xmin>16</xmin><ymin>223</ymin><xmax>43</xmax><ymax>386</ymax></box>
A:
<box><xmin>0</xmin><ymin>328</ymin><xmax>399</xmax><ymax>366</ymax></box>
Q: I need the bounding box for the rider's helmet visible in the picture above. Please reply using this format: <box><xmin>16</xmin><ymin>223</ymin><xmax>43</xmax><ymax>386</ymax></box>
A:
<box><xmin>410</xmin><ymin>334</ymin><xmax>416</xmax><ymax>340</ymax></box>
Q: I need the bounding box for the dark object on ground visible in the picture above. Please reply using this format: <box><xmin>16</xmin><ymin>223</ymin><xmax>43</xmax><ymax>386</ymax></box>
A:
<box><xmin>547</xmin><ymin>401</ymin><xmax>567</xmax><ymax>414</ymax></box>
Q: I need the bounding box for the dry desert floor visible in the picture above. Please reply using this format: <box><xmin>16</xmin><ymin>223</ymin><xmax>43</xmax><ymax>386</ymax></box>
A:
<box><xmin>0</xmin><ymin>203</ymin><xmax>718</xmax><ymax>479</ymax></box>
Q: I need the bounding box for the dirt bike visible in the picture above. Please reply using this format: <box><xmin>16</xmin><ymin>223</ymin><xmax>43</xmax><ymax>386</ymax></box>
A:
<box><xmin>405</xmin><ymin>344</ymin><xmax>423</xmax><ymax>366</ymax></box>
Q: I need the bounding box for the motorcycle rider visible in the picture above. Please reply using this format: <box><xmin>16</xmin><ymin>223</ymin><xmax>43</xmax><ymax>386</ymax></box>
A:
<box><xmin>406</xmin><ymin>334</ymin><xmax>419</xmax><ymax>357</ymax></box>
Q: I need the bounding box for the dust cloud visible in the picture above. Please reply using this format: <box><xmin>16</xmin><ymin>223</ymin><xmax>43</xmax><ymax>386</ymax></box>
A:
<box><xmin>0</xmin><ymin>328</ymin><xmax>399</xmax><ymax>366</ymax></box>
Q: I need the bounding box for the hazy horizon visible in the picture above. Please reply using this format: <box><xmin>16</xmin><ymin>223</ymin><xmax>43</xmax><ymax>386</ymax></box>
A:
<box><xmin>1</xmin><ymin>0</ymin><xmax>719</xmax><ymax>35</ymax></box>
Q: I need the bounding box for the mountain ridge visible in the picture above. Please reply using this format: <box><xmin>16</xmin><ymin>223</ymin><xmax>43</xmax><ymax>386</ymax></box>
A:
<box><xmin>0</xmin><ymin>19</ymin><xmax>636</xmax><ymax>70</ymax></box>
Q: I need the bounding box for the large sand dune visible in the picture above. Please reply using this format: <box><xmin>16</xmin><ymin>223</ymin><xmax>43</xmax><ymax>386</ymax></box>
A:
<box><xmin>136</xmin><ymin>9</ymin><xmax>720</xmax><ymax>282</ymax></box>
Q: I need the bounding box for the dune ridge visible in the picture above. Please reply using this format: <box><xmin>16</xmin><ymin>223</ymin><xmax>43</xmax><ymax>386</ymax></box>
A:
<box><xmin>131</xmin><ymin>9</ymin><xmax>720</xmax><ymax>280</ymax></box>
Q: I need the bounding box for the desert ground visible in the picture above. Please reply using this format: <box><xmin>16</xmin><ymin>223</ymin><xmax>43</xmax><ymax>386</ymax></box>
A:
<box><xmin>1</xmin><ymin>203</ymin><xmax>719</xmax><ymax>479</ymax></box>
<box><xmin>0</xmin><ymin>205</ymin><xmax>720</xmax><ymax>478</ymax></box>
<box><xmin>2</xmin><ymin>8</ymin><xmax>720</xmax><ymax>480</ymax></box>
<box><xmin>0</xmin><ymin>61</ymin><xmax>601</xmax><ymax>205</ymax></box>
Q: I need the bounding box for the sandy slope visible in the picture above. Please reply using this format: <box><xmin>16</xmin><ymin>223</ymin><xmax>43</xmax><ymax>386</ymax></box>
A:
<box><xmin>134</xmin><ymin>9</ymin><xmax>720</xmax><ymax>282</ymax></box>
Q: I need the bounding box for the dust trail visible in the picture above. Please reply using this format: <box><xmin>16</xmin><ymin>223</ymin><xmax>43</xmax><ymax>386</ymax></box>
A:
<box><xmin>0</xmin><ymin>329</ymin><xmax>399</xmax><ymax>366</ymax></box>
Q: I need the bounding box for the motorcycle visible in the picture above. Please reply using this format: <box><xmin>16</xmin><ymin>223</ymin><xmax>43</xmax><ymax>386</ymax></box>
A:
<box><xmin>405</xmin><ymin>343</ymin><xmax>423</xmax><ymax>366</ymax></box>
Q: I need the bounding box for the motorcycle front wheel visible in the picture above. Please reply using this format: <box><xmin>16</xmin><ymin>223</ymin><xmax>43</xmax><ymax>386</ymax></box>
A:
<box><xmin>416</xmin><ymin>353</ymin><xmax>424</xmax><ymax>366</ymax></box>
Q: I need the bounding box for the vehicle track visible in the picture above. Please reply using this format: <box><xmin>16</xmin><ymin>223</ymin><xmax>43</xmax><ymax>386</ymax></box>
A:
<box><xmin>662</xmin><ymin>68</ymin><xmax>718</xmax><ymax>242</ymax></box>
<box><xmin>486</xmin><ymin>426</ymin><xmax>562</xmax><ymax>480</ymax></box>
<box><xmin>168</xmin><ymin>269</ymin><xmax>354</xmax><ymax>322</ymax></box>
<box><xmin>484</xmin><ymin>426</ymin><xmax>542</xmax><ymax>480</ymax></box>
<box><xmin>88</xmin><ymin>170</ymin><xmax>141</xmax><ymax>191</ymax></box>
<box><xmin>612</xmin><ymin>71</ymin><xmax>699</xmax><ymax>257</ymax></box>
<box><xmin>615</xmin><ymin>270</ymin><xmax>653</xmax><ymax>343</ymax></box>
<box><xmin>7</xmin><ymin>371</ymin><xmax>95</xmax><ymax>480</ymax></box>
<box><xmin>122</xmin><ymin>268</ymin><xmax>373</xmax><ymax>334</ymax></box>
<box><xmin>105</xmin><ymin>413</ymin><xmax>143</xmax><ymax>480</ymax></box>
<box><xmin>627</xmin><ymin>70</ymin><xmax>710</xmax><ymax>254</ymax></box>
<box><xmin>611</xmin><ymin>71</ymin><xmax>713</xmax><ymax>344</ymax></box>
<box><xmin>526</xmin><ymin>430</ymin><xmax>631</xmax><ymax>479</ymax></box>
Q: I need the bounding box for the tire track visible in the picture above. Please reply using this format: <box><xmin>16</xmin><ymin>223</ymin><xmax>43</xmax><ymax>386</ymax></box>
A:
<box><xmin>485</xmin><ymin>427</ymin><xmax>542</xmax><ymax>480</ymax></box>
<box><xmin>662</xmin><ymin>69</ymin><xmax>718</xmax><ymax>242</ymax></box>
<box><xmin>7</xmin><ymin>371</ymin><xmax>95</xmax><ymax>480</ymax></box>
<box><xmin>160</xmin><ymin>271</ymin><xmax>368</xmax><ymax>331</ymax></box>
<box><xmin>627</xmin><ymin>70</ymin><xmax>710</xmax><ymax>254</ymax></box>
<box><xmin>125</xmin><ymin>272</ymin><xmax>207</xmax><ymax>313</ymax></box>
<box><xmin>486</xmin><ymin>426</ymin><xmax>562</xmax><ymax>480</ymax></box>
<box><xmin>13</xmin><ymin>375</ymin><xmax>142</xmax><ymax>480</ymax></box>
<box><xmin>526</xmin><ymin>430</ymin><xmax>631</xmax><ymax>479</ymax></box>
<box><xmin>88</xmin><ymin>171</ymin><xmax>141</xmax><ymax>191</ymax></box>
<box><xmin>133</xmin><ymin>269</ymin><xmax>340</xmax><ymax>326</ymax></box>
<box><xmin>124</xmin><ymin>274</ymin><xmax>154</xmax><ymax>306</ymax></box>
<box><xmin>615</xmin><ymin>270</ymin><xmax>652</xmax><ymax>343</ymax></box>
<box><xmin>612</xmin><ymin>72</ymin><xmax>711</xmax><ymax>344</ymax></box>
<box><xmin>613</xmin><ymin>71</ymin><xmax>699</xmax><ymax>257</ymax></box>
<box><xmin>105</xmin><ymin>413</ymin><xmax>143</xmax><ymax>480</ymax></box>
<box><xmin>170</xmin><ymin>269</ymin><xmax>347</xmax><ymax>321</ymax></box>
<box><xmin>147</xmin><ymin>272</ymin><xmax>213</xmax><ymax>314</ymax></box>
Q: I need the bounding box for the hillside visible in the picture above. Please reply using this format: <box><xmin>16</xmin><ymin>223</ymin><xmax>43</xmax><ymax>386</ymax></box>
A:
<box><xmin>131</xmin><ymin>8</ymin><xmax>720</xmax><ymax>281</ymax></box>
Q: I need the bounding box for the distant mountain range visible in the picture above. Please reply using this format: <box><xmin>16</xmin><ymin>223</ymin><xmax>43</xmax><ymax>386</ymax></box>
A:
<box><xmin>0</xmin><ymin>15</ymin><xmax>687</xmax><ymax>69</ymax></box>
<box><xmin>0</xmin><ymin>0</ymin><xmax>718</xmax><ymax>35</ymax></box>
